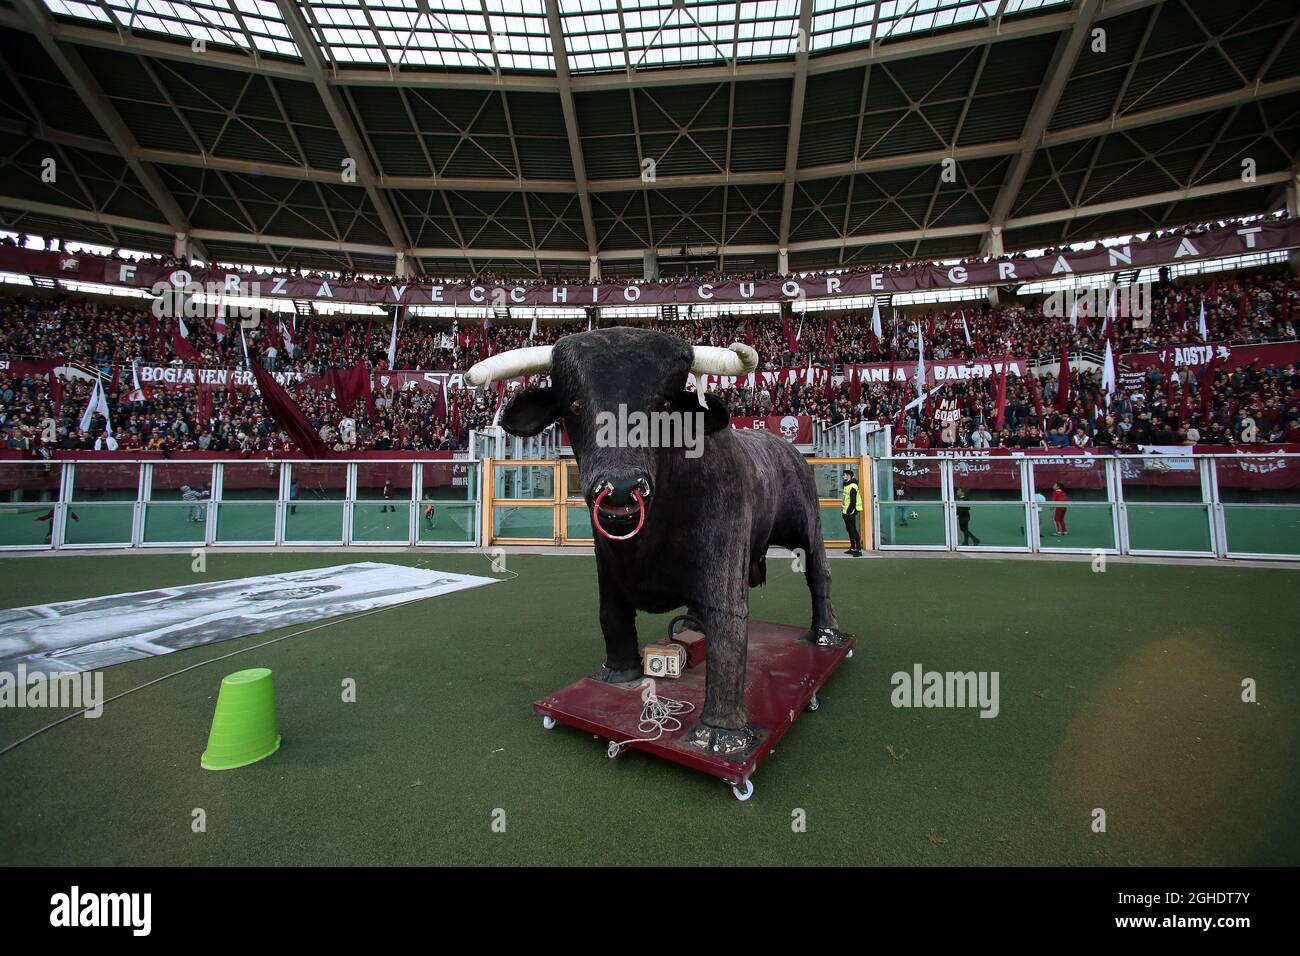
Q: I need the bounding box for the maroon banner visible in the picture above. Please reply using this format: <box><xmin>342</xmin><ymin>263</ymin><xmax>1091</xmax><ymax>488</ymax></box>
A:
<box><xmin>728</xmin><ymin>415</ymin><xmax>813</xmax><ymax>444</ymax></box>
<box><xmin>6</xmin><ymin>218</ymin><xmax>1297</xmax><ymax>305</ymax></box>
<box><xmin>1123</xmin><ymin>340</ymin><xmax>1300</xmax><ymax>372</ymax></box>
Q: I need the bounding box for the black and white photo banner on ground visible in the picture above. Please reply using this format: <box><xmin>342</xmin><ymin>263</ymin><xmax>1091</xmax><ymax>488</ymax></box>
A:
<box><xmin>0</xmin><ymin>563</ymin><xmax>498</xmax><ymax>674</ymax></box>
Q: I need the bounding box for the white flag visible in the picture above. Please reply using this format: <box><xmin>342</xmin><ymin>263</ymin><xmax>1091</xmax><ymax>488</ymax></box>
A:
<box><xmin>78</xmin><ymin>378</ymin><xmax>111</xmax><ymax>434</ymax></box>
<box><xmin>1068</xmin><ymin>294</ymin><xmax>1079</xmax><ymax>328</ymax></box>
<box><xmin>126</xmin><ymin>361</ymin><xmax>146</xmax><ymax>403</ymax></box>
<box><xmin>916</xmin><ymin>326</ymin><xmax>926</xmax><ymax>399</ymax></box>
<box><xmin>959</xmin><ymin>310</ymin><xmax>972</xmax><ymax>347</ymax></box>
<box><xmin>1198</xmin><ymin>298</ymin><xmax>1208</xmax><ymax>341</ymax></box>
<box><xmin>387</xmin><ymin>307</ymin><xmax>400</xmax><ymax>367</ymax></box>
<box><xmin>530</xmin><ymin>315</ymin><xmax>538</xmax><ymax>341</ymax></box>
<box><xmin>213</xmin><ymin>302</ymin><xmax>227</xmax><ymax>340</ymax></box>
<box><xmin>587</xmin><ymin>314</ymin><xmax>593</xmax><ymax>333</ymax></box>
<box><xmin>1101</xmin><ymin>338</ymin><xmax>1116</xmax><ymax>404</ymax></box>
<box><xmin>871</xmin><ymin>300</ymin><xmax>883</xmax><ymax>340</ymax></box>
<box><xmin>279</xmin><ymin>316</ymin><xmax>296</xmax><ymax>358</ymax></box>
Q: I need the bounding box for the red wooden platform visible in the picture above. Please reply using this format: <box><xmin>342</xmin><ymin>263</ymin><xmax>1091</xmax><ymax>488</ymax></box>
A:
<box><xmin>533</xmin><ymin>620</ymin><xmax>856</xmax><ymax>800</ymax></box>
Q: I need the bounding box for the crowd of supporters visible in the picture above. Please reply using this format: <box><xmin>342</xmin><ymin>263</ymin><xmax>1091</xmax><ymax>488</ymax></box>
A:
<box><xmin>0</xmin><ymin>265</ymin><xmax>1297</xmax><ymax>456</ymax></box>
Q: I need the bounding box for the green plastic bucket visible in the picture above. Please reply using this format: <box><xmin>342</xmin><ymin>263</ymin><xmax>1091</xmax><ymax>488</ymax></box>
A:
<box><xmin>201</xmin><ymin>668</ymin><xmax>282</xmax><ymax>771</ymax></box>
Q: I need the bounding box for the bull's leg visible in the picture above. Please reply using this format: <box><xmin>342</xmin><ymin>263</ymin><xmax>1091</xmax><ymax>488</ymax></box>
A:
<box><xmin>700</xmin><ymin>602</ymin><xmax>749</xmax><ymax>730</ymax></box>
<box><xmin>593</xmin><ymin>567</ymin><xmax>641</xmax><ymax>683</ymax></box>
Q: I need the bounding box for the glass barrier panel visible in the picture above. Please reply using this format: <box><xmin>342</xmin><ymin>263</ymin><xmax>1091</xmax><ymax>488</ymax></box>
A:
<box><xmin>67</xmin><ymin>462</ymin><xmax>138</xmax><ymax>544</ymax></box>
<box><xmin>216</xmin><ymin>502</ymin><xmax>276</xmax><ymax>543</ymax></box>
<box><xmin>1215</xmin><ymin>457</ymin><xmax>1300</xmax><ymax>555</ymax></box>
<box><xmin>1120</xmin><ymin>456</ymin><xmax>1203</xmax><ymax>503</ymax></box>
<box><xmin>1030</xmin><ymin>458</ymin><xmax>1109</xmax><ymax>502</ymax></box>
<box><xmin>423</xmin><ymin>460</ymin><xmax>475</xmax><ymax>502</ymax></box>
<box><xmin>565</xmin><ymin>461</ymin><xmax>584</xmax><ymax>501</ymax></box>
<box><xmin>354</xmin><ymin>463</ymin><xmax>412</xmax><ymax>542</ymax></box>
<box><xmin>288</xmin><ymin>463</ymin><xmax>348</xmax><ymax>505</ymax></box>
<box><xmin>878</xmin><ymin>501</ymin><xmax>946</xmax><ymax>547</ymax></box>
<box><xmin>811</xmin><ymin>462</ymin><xmax>855</xmax><ymax>499</ymax></box>
<box><xmin>953</xmin><ymin>457</ymin><xmax>1021</xmax><ymax>503</ymax></box>
<box><xmin>876</xmin><ymin>458</ymin><xmax>943</xmax><ymax>505</ymax></box>
<box><xmin>820</xmin><ymin>504</ymin><xmax>852</xmax><ymax>544</ymax></box>
<box><xmin>143</xmin><ymin>502</ymin><xmax>205</xmax><ymax>544</ymax></box>
<box><xmin>565</xmin><ymin>504</ymin><xmax>594</xmax><ymax>541</ymax></box>
<box><xmin>63</xmin><ymin>501</ymin><xmax>134</xmax><ymax>545</ymax></box>
<box><xmin>216</xmin><ymin>463</ymin><xmax>280</xmax><ymax>543</ymax></box>
<box><xmin>493</xmin><ymin>464</ymin><xmax>555</xmax><ymax>500</ymax></box>
<box><xmin>493</xmin><ymin>505</ymin><xmax>554</xmax><ymax>540</ymax></box>
<box><xmin>1126</xmin><ymin>504</ymin><xmax>1212</xmax><ymax>553</ymax></box>
<box><xmin>418</xmin><ymin>501</ymin><xmax>475</xmax><ymax>543</ymax></box>
<box><xmin>0</xmin><ymin>462</ymin><xmax>61</xmax><ymax>546</ymax></box>
<box><xmin>284</xmin><ymin>502</ymin><xmax>345</xmax><ymax>542</ymax></box>
<box><xmin>954</xmin><ymin>502</ymin><xmax>1027</xmax><ymax>548</ymax></box>
<box><xmin>1037</xmin><ymin>501</ymin><xmax>1115</xmax><ymax>551</ymax></box>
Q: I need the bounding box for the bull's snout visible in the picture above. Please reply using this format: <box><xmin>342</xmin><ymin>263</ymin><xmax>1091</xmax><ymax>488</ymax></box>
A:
<box><xmin>589</xmin><ymin>474</ymin><xmax>651</xmax><ymax>542</ymax></box>
<box><xmin>588</xmin><ymin>474</ymin><xmax>652</xmax><ymax>506</ymax></box>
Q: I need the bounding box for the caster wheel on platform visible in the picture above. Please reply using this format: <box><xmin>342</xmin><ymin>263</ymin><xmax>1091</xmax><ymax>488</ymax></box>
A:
<box><xmin>542</xmin><ymin>715</ymin><xmax>557</xmax><ymax>730</ymax></box>
<box><xmin>806</xmin><ymin>693</ymin><xmax>820</xmax><ymax>712</ymax></box>
<box><xmin>732</xmin><ymin>778</ymin><xmax>754</xmax><ymax>802</ymax></box>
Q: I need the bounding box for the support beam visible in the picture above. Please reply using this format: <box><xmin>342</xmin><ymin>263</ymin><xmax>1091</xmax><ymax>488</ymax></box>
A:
<box><xmin>2</xmin><ymin>172</ymin><xmax>1289</xmax><ymax>266</ymax></box>
<box><xmin>544</xmin><ymin>0</ymin><xmax>599</xmax><ymax>258</ymax></box>
<box><xmin>777</xmin><ymin>0</ymin><xmax>815</xmax><ymax>261</ymax></box>
<box><xmin>273</xmin><ymin>0</ymin><xmax>409</xmax><ymax>256</ymax></box>
<box><xmin>983</xmin><ymin>0</ymin><xmax>1102</xmax><ymax>254</ymax></box>
<box><xmin>12</xmin><ymin>0</ymin><xmax>208</xmax><ymax>262</ymax></box>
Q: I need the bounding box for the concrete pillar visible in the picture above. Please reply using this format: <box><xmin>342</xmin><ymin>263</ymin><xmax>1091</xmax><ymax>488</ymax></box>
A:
<box><xmin>172</xmin><ymin>231</ymin><xmax>191</xmax><ymax>261</ymax></box>
<box><xmin>1286</xmin><ymin>174</ymin><xmax>1300</xmax><ymax>218</ymax></box>
<box><xmin>987</xmin><ymin>225</ymin><xmax>1004</xmax><ymax>257</ymax></box>
<box><xmin>642</xmin><ymin>248</ymin><xmax>658</xmax><ymax>280</ymax></box>
<box><xmin>394</xmin><ymin>252</ymin><xmax>413</xmax><ymax>278</ymax></box>
<box><xmin>778</xmin><ymin>247</ymin><xmax>789</xmax><ymax>275</ymax></box>
<box><xmin>589</xmin><ymin>255</ymin><xmax>601</xmax><ymax>281</ymax></box>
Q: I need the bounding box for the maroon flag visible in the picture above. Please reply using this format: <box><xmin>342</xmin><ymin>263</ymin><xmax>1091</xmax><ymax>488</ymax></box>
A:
<box><xmin>306</xmin><ymin>323</ymin><xmax>316</xmax><ymax>356</ymax></box>
<box><xmin>782</xmin><ymin>313</ymin><xmax>797</xmax><ymax>352</ymax></box>
<box><xmin>994</xmin><ymin>350</ymin><xmax>1011</xmax><ymax>430</ymax></box>
<box><xmin>330</xmin><ymin>360</ymin><xmax>370</xmax><ymax>415</ymax></box>
<box><xmin>249</xmin><ymin>360</ymin><xmax>330</xmax><ymax>458</ymax></box>
<box><xmin>824</xmin><ymin>316</ymin><xmax>836</xmax><ymax>350</ymax></box>
<box><xmin>1054</xmin><ymin>341</ymin><xmax>1071</xmax><ymax>412</ymax></box>
<box><xmin>1200</xmin><ymin>353</ymin><xmax>1218</xmax><ymax>419</ymax></box>
<box><xmin>196</xmin><ymin>383</ymin><xmax>213</xmax><ymax>425</ymax></box>
<box><xmin>1029</xmin><ymin>370</ymin><xmax>1044</xmax><ymax>426</ymax></box>
<box><xmin>1178</xmin><ymin>369</ymin><xmax>1191</xmax><ymax>424</ymax></box>
<box><xmin>847</xmin><ymin>366</ymin><xmax>861</xmax><ymax>404</ymax></box>
<box><xmin>172</xmin><ymin>318</ymin><xmax>203</xmax><ymax>363</ymax></box>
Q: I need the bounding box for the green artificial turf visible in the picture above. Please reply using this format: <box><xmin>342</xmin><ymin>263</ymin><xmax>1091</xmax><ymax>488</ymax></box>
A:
<box><xmin>0</xmin><ymin>551</ymin><xmax>1297</xmax><ymax>866</ymax></box>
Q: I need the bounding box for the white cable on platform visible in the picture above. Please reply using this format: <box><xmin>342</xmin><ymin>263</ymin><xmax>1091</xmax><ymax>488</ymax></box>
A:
<box><xmin>606</xmin><ymin>684</ymin><xmax>696</xmax><ymax>758</ymax></box>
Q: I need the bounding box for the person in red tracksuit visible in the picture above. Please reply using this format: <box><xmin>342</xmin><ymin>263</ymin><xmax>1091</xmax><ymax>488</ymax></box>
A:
<box><xmin>1051</xmin><ymin>482</ymin><xmax>1068</xmax><ymax>536</ymax></box>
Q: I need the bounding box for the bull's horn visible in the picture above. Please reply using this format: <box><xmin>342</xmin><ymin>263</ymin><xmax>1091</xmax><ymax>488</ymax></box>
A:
<box><xmin>464</xmin><ymin>345</ymin><xmax>554</xmax><ymax>387</ymax></box>
<box><xmin>691</xmin><ymin>342</ymin><xmax>759</xmax><ymax>377</ymax></box>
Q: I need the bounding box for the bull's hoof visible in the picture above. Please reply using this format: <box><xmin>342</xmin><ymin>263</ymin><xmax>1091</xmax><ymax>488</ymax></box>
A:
<box><xmin>806</xmin><ymin>627</ymin><xmax>853</xmax><ymax>649</ymax></box>
<box><xmin>683</xmin><ymin>722</ymin><xmax>760</xmax><ymax>758</ymax></box>
<box><xmin>591</xmin><ymin>664</ymin><xmax>643</xmax><ymax>685</ymax></box>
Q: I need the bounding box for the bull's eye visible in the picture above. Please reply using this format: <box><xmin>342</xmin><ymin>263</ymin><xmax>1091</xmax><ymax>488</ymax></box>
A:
<box><xmin>570</xmin><ymin>400</ymin><xmax>582</xmax><ymax>415</ymax></box>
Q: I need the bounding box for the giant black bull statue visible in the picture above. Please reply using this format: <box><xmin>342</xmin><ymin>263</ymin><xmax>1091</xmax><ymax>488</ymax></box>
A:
<box><xmin>466</xmin><ymin>328</ymin><xmax>849</xmax><ymax>755</ymax></box>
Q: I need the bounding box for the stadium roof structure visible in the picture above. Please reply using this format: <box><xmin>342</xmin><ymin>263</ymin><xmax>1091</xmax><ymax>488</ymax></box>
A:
<box><xmin>0</xmin><ymin>0</ymin><xmax>1297</xmax><ymax>279</ymax></box>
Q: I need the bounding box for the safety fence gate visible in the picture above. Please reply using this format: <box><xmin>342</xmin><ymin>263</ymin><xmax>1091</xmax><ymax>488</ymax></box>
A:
<box><xmin>0</xmin><ymin>459</ymin><xmax>482</xmax><ymax>550</ymax></box>
<box><xmin>872</xmin><ymin>454</ymin><xmax>1300</xmax><ymax>560</ymax></box>
<box><xmin>484</xmin><ymin>456</ymin><xmax>871</xmax><ymax>550</ymax></box>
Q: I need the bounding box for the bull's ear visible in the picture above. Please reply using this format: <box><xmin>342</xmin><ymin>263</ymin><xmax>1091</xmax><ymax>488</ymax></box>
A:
<box><xmin>500</xmin><ymin>387</ymin><xmax>560</xmax><ymax>437</ymax></box>
<box><xmin>675</xmin><ymin>391</ymin><xmax>730</xmax><ymax>434</ymax></box>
